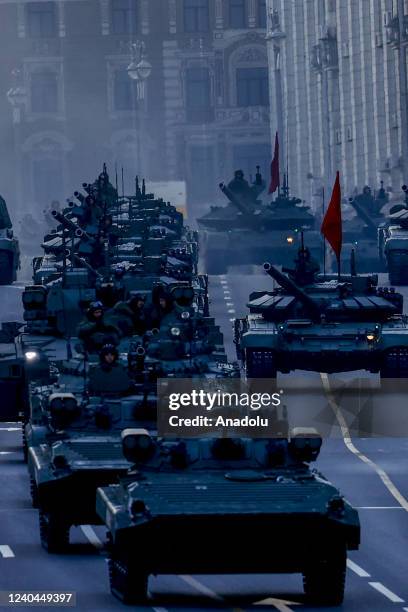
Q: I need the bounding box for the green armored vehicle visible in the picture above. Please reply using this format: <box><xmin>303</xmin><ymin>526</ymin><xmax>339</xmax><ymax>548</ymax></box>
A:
<box><xmin>96</xmin><ymin>429</ymin><xmax>360</xmax><ymax>605</ymax></box>
<box><xmin>0</xmin><ymin>196</ymin><xmax>20</xmax><ymax>284</ymax></box>
<box><xmin>197</xmin><ymin>170</ymin><xmax>319</xmax><ymax>274</ymax></box>
<box><xmin>235</xmin><ymin>243</ymin><xmax>408</xmax><ymax>378</ymax></box>
<box><xmin>379</xmin><ymin>184</ymin><xmax>408</xmax><ymax>284</ymax></box>
<box><xmin>341</xmin><ymin>184</ymin><xmax>388</xmax><ymax>273</ymax></box>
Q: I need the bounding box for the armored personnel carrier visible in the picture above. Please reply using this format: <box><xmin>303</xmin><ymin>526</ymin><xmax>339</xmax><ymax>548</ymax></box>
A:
<box><xmin>96</xmin><ymin>429</ymin><xmax>360</xmax><ymax>605</ymax></box>
<box><xmin>341</xmin><ymin>184</ymin><xmax>388</xmax><ymax>273</ymax></box>
<box><xmin>197</xmin><ymin>170</ymin><xmax>319</xmax><ymax>274</ymax></box>
<box><xmin>235</xmin><ymin>243</ymin><xmax>408</xmax><ymax>378</ymax></box>
<box><xmin>0</xmin><ymin>195</ymin><xmax>20</xmax><ymax>284</ymax></box>
<box><xmin>379</xmin><ymin>184</ymin><xmax>408</xmax><ymax>284</ymax></box>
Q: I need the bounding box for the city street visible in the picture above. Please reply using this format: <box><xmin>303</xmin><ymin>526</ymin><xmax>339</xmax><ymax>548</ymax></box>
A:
<box><xmin>0</xmin><ymin>268</ymin><xmax>407</xmax><ymax>611</ymax></box>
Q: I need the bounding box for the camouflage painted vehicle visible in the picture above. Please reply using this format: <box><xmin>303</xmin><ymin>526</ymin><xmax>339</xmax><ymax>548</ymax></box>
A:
<box><xmin>197</xmin><ymin>170</ymin><xmax>320</xmax><ymax>274</ymax></box>
<box><xmin>379</xmin><ymin>185</ymin><xmax>408</xmax><ymax>284</ymax></box>
<box><xmin>0</xmin><ymin>196</ymin><xmax>20</xmax><ymax>284</ymax></box>
<box><xmin>96</xmin><ymin>429</ymin><xmax>359</xmax><ymax>606</ymax></box>
<box><xmin>235</xmin><ymin>243</ymin><xmax>408</xmax><ymax>378</ymax></box>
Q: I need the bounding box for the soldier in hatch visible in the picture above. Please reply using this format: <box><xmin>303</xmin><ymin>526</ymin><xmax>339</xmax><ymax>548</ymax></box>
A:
<box><xmin>88</xmin><ymin>343</ymin><xmax>133</xmax><ymax>396</ymax></box>
<box><xmin>77</xmin><ymin>301</ymin><xmax>121</xmax><ymax>353</ymax></box>
<box><xmin>227</xmin><ymin>169</ymin><xmax>253</xmax><ymax>200</ymax></box>
<box><xmin>147</xmin><ymin>287</ymin><xmax>174</xmax><ymax>329</ymax></box>
<box><xmin>109</xmin><ymin>294</ymin><xmax>148</xmax><ymax>337</ymax></box>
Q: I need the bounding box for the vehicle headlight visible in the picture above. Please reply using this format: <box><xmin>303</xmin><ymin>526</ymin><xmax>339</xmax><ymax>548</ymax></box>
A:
<box><xmin>181</xmin><ymin>311</ymin><xmax>190</xmax><ymax>320</ymax></box>
<box><xmin>286</xmin><ymin>236</ymin><xmax>294</xmax><ymax>244</ymax></box>
<box><xmin>25</xmin><ymin>350</ymin><xmax>39</xmax><ymax>361</ymax></box>
<box><xmin>171</xmin><ymin>327</ymin><xmax>181</xmax><ymax>336</ymax></box>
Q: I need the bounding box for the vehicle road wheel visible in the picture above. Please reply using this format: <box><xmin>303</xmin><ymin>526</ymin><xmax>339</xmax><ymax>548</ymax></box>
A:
<box><xmin>39</xmin><ymin>510</ymin><xmax>70</xmax><ymax>553</ymax></box>
<box><xmin>205</xmin><ymin>252</ymin><xmax>227</xmax><ymax>275</ymax></box>
<box><xmin>380</xmin><ymin>347</ymin><xmax>408</xmax><ymax>379</ymax></box>
<box><xmin>30</xmin><ymin>477</ymin><xmax>39</xmax><ymax>508</ymax></box>
<box><xmin>108</xmin><ymin>553</ymin><xmax>149</xmax><ymax>604</ymax></box>
<box><xmin>245</xmin><ymin>349</ymin><xmax>277</xmax><ymax>380</ymax></box>
<box><xmin>302</xmin><ymin>547</ymin><xmax>346</xmax><ymax>606</ymax></box>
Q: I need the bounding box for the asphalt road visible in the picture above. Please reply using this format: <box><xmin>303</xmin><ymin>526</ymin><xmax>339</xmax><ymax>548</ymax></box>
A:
<box><xmin>0</xmin><ymin>268</ymin><xmax>407</xmax><ymax>611</ymax></box>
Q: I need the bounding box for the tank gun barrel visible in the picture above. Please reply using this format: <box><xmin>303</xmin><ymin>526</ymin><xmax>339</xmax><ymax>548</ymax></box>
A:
<box><xmin>219</xmin><ymin>183</ymin><xmax>253</xmax><ymax>216</ymax></box>
<box><xmin>52</xmin><ymin>211</ymin><xmax>94</xmax><ymax>242</ymax></box>
<box><xmin>68</xmin><ymin>251</ymin><xmax>102</xmax><ymax>278</ymax></box>
<box><xmin>263</xmin><ymin>262</ymin><xmax>321</xmax><ymax>319</ymax></box>
<box><xmin>349</xmin><ymin>197</ymin><xmax>377</xmax><ymax>233</ymax></box>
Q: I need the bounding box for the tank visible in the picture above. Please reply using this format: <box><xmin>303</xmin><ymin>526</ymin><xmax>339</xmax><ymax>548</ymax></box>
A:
<box><xmin>96</xmin><ymin>429</ymin><xmax>360</xmax><ymax>605</ymax></box>
<box><xmin>235</xmin><ymin>242</ymin><xmax>408</xmax><ymax>378</ymax></box>
<box><xmin>0</xmin><ymin>196</ymin><xmax>20</xmax><ymax>284</ymax></box>
<box><xmin>197</xmin><ymin>170</ymin><xmax>320</xmax><ymax>274</ymax></box>
<box><xmin>341</xmin><ymin>184</ymin><xmax>388</xmax><ymax>273</ymax></box>
<box><xmin>379</xmin><ymin>184</ymin><xmax>408</xmax><ymax>284</ymax></box>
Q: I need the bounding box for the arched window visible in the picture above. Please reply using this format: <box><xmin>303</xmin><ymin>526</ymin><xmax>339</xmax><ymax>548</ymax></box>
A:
<box><xmin>237</xmin><ymin>66</ymin><xmax>269</xmax><ymax>106</ymax></box>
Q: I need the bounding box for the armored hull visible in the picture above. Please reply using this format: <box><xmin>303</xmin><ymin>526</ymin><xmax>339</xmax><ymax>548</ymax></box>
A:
<box><xmin>96</xmin><ymin>435</ymin><xmax>359</xmax><ymax>606</ymax></box>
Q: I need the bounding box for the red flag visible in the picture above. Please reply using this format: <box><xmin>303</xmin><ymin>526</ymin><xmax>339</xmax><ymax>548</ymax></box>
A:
<box><xmin>268</xmin><ymin>132</ymin><xmax>280</xmax><ymax>194</ymax></box>
<box><xmin>321</xmin><ymin>171</ymin><xmax>342</xmax><ymax>262</ymax></box>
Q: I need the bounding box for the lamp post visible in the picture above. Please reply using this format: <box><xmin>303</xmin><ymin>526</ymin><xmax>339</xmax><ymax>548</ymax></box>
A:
<box><xmin>127</xmin><ymin>41</ymin><xmax>152</xmax><ymax>177</ymax></box>
<box><xmin>6</xmin><ymin>69</ymin><xmax>27</xmax><ymax>217</ymax></box>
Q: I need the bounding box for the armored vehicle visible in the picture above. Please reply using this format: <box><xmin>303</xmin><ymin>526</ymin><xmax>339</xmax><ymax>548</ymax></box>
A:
<box><xmin>96</xmin><ymin>429</ymin><xmax>359</xmax><ymax>605</ymax></box>
<box><xmin>341</xmin><ymin>184</ymin><xmax>388</xmax><ymax>273</ymax></box>
<box><xmin>379</xmin><ymin>184</ymin><xmax>408</xmax><ymax>284</ymax></box>
<box><xmin>197</xmin><ymin>170</ymin><xmax>320</xmax><ymax>274</ymax></box>
<box><xmin>235</xmin><ymin>243</ymin><xmax>408</xmax><ymax>378</ymax></box>
<box><xmin>0</xmin><ymin>196</ymin><xmax>20</xmax><ymax>284</ymax></box>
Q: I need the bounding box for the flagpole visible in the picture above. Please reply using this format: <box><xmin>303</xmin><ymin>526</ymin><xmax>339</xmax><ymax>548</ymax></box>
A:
<box><xmin>322</xmin><ymin>186</ymin><xmax>326</xmax><ymax>277</ymax></box>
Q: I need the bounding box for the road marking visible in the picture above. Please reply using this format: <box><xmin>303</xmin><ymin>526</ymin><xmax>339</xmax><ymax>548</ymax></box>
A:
<box><xmin>178</xmin><ymin>575</ymin><xmax>223</xmax><ymax>601</ymax></box>
<box><xmin>254</xmin><ymin>597</ymin><xmax>300</xmax><ymax>610</ymax></box>
<box><xmin>347</xmin><ymin>559</ymin><xmax>371</xmax><ymax>577</ymax></box>
<box><xmin>80</xmin><ymin>525</ymin><xmax>103</xmax><ymax>549</ymax></box>
<box><xmin>0</xmin><ymin>545</ymin><xmax>14</xmax><ymax>558</ymax></box>
<box><xmin>228</xmin><ymin>309</ymin><xmax>236</xmax><ymax>314</ymax></box>
<box><xmin>357</xmin><ymin>506</ymin><xmax>403</xmax><ymax>510</ymax></box>
<box><xmin>321</xmin><ymin>373</ymin><xmax>408</xmax><ymax>512</ymax></box>
<box><xmin>368</xmin><ymin>582</ymin><xmax>404</xmax><ymax>603</ymax></box>
<box><xmin>0</xmin><ymin>428</ymin><xmax>20</xmax><ymax>432</ymax></box>
<box><xmin>226</xmin><ymin>302</ymin><xmax>234</xmax><ymax>307</ymax></box>
<box><xmin>0</xmin><ymin>452</ymin><xmax>14</xmax><ymax>455</ymax></box>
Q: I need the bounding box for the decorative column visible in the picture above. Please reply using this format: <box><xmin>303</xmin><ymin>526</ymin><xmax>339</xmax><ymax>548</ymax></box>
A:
<box><xmin>248</xmin><ymin>0</ymin><xmax>257</xmax><ymax>28</ymax></box>
<box><xmin>169</xmin><ymin>0</ymin><xmax>177</xmax><ymax>34</ymax></box>
<box><xmin>100</xmin><ymin>0</ymin><xmax>110</xmax><ymax>35</ymax></box>
<box><xmin>215</xmin><ymin>0</ymin><xmax>224</xmax><ymax>29</ymax></box>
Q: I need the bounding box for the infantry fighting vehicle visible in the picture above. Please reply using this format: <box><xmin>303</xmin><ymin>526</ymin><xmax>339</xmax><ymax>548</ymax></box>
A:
<box><xmin>197</xmin><ymin>170</ymin><xmax>319</xmax><ymax>274</ymax></box>
<box><xmin>379</xmin><ymin>184</ymin><xmax>408</xmax><ymax>284</ymax></box>
<box><xmin>96</xmin><ymin>429</ymin><xmax>360</xmax><ymax>606</ymax></box>
<box><xmin>235</xmin><ymin>242</ymin><xmax>408</xmax><ymax>378</ymax></box>
<box><xmin>341</xmin><ymin>184</ymin><xmax>388</xmax><ymax>273</ymax></box>
<box><xmin>0</xmin><ymin>195</ymin><xmax>20</xmax><ymax>284</ymax></box>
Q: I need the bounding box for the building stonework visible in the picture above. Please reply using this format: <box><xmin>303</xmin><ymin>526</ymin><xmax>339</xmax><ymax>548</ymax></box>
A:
<box><xmin>0</xmin><ymin>0</ymin><xmax>270</xmax><ymax>222</ymax></box>
<box><xmin>266</xmin><ymin>0</ymin><xmax>408</xmax><ymax>208</ymax></box>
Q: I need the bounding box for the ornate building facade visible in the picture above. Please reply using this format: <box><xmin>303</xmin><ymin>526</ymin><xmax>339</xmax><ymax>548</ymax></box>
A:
<box><xmin>0</xmin><ymin>0</ymin><xmax>270</xmax><ymax>221</ymax></box>
<box><xmin>266</xmin><ymin>0</ymin><xmax>408</xmax><ymax>207</ymax></box>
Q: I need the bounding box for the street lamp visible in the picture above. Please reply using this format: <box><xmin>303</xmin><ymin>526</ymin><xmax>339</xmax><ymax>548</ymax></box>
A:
<box><xmin>6</xmin><ymin>69</ymin><xmax>27</xmax><ymax>216</ymax></box>
<box><xmin>126</xmin><ymin>41</ymin><xmax>152</xmax><ymax>178</ymax></box>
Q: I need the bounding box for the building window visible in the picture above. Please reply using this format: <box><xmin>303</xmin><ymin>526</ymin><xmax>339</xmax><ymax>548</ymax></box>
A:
<box><xmin>185</xmin><ymin>67</ymin><xmax>213</xmax><ymax>122</ymax></box>
<box><xmin>190</xmin><ymin>146</ymin><xmax>214</xmax><ymax>201</ymax></box>
<box><xmin>31</xmin><ymin>71</ymin><xmax>58</xmax><ymax>113</ymax></box>
<box><xmin>27</xmin><ymin>2</ymin><xmax>56</xmax><ymax>38</ymax></box>
<box><xmin>258</xmin><ymin>0</ymin><xmax>267</xmax><ymax>28</ymax></box>
<box><xmin>32</xmin><ymin>158</ymin><xmax>64</xmax><ymax>205</ymax></box>
<box><xmin>111</xmin><ymin>0</ymin><xmax>138</xmax><ymax>35</ymax></box>
<box><xmin>236</xmin><ymin>67</ymin><xmax>269</xmax><ymax>106</ymax></box>
<box><xmin>183</xmin><ymin>0</ymin><xmax>209</xmax><ymax>33</ymax></box>
<box><xmin>229</xmin><ymin>0</ymin><xmax>246</xmax><ymax>28</ymax></box>
<box><xmin>114</xmin><ymin>69</ymin><xmax>134</xmax><ymax>111</ymax></box>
